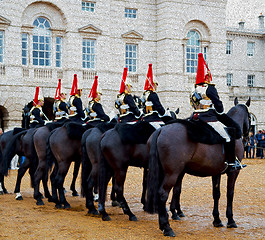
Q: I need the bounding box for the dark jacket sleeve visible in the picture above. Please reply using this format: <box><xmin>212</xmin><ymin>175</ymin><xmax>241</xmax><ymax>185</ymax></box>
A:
<box><xmin>124</xmin><ymin>94</ymin><xmax>141</xmax><ymax>117</ymax></box>
<box><xmin>32</xmin><ymin>108</ymin><xmax>45</xmax><ymax>124</ymax></box>
<box><xmin>148</xmin><ymin>92</ymin><xmax>165</xmax><ymax>116</ymax></box>
<box><xmin>73</xmin><ymin>97</ymin><xmax>85</xmax><ymax>118</ymax></box>
<box><xmin>206</xmin><ymin>85</ymin><xmax>224</xmax><ymax>114</ymax></box>
<box><xmin>59</xmin><ymin>102</ymin><xmax>69</xmax><ymax>114</ymax></box>
<box><xmin>93</xmin><ymin>102</ymin><xmax>110</xmax><ymax>122</ymax></box>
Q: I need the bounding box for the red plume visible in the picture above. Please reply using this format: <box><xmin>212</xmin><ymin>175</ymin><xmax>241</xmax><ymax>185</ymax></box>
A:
<box><xmin>144</xmin><ymin>64</ymin><xmax>154</xmax><ymax>91</ymax></box>
<box><xmin>70</xmin><ymin>74</ymin><xmax>78</xmax><ymax>96</ymax></box>
<box><xmin>119</xmin><ymin>67</ymin><xmax>128</xmax><ymax>94</ymax></box>
<box><xmin>89</xmin><ymin>76</ymin><xmax>98</xmax><ymax>100</ymax></box>
<box><xmin>196</xmin><ymin>53</ymin><xmax>212</xmax><ymax>85</ymax></box>
<box><xmin>33</xmin><ymin>86</ymin><xmax>39</xmax><ymax>106</ymax></box>
<box><xmin>54</xmin><ymin>79</ymin><xmax>61</xmax><ymax>100</ymax></box>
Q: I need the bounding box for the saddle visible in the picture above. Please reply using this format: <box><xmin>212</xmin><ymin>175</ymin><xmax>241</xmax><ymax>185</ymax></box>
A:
<box><xmin>115</xmin><ymin>121</ymin><xmax>156</xmax><ymax>144</ymax></box>
<box><xmin>96</xmin><ymin>121</ymin><xmax>116</xmax><ymax>133</ymax></box>
<box><xmin>169</xmin><ymin>119</ymin><xmax>226</xmax><ymax>145</ymax></box>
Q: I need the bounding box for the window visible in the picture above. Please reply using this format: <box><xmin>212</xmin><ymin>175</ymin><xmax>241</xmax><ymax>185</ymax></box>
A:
<box><xmin>125</xmin><ymin>44</ymin><xmax>137</xmax><ymax>73</ymax></box>
<box><xmin>55</xmin><ymin>37</ymin><xmax>62</xmax><ymax>68</ymax></box>
<box><xmin>125</xmin><ymin>8</ymin><xmax>137</xmax><ymax>18</ymax></box>
<box><xmin>0</xmin><ymin>31</ymin><xmax>4</xmax><ymax>63</ymax></box>
<box><xmin>32</xmin><ymin>17</ymin><xmax>51</xmax><ymax>66</ymax></box>
<box><xmin>247</xmin><ymin>75</ymin><xmax>254</xmax><ymax>87</ymax></box>
<box><xmin>227</xmin><ymin>73</ymin><xmax>233</xmax><ymax>86</ymax></box>
<box><xmin>22</xmin><ymin>33</ymin><xmax>28</xmax><ymax>66</ymax></box>
<box><xmin>186</xmin><ymin>30</ymin><xmax>200</xmax><ymax>73</ymax></box>
<box><xmin>82</xmin><ymin>39</ymin><xmax>95</xmax><ymax>69</ymax></box>
<box><xmin>226</xmin><ymin>40</ymin><xmax>232</xmax><ymax>54</ymax></box>
<box><xmin>82</xmin><ymin>1</ymin><xmax>95</xmax><ymax>12</ymax></box>
<box><xmin>247</xmin><ymin>42</ymin><xmax>255</xmax><ymax>56</ymax></box>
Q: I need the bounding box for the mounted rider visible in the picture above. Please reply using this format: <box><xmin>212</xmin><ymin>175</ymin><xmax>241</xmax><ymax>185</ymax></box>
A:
<box><xmin>141</xmin><ymin>64</ymin><xmax>167</xmax><ymax>129</ymax></box>
<box><xmin>68</xmin><ymin>74</ymin><xmax>85</xmax><ymax>123</ymax></box>
<box><xmin>190</xmin><ymin>53</ymin><xmax>246</xmax><ymax>172</ymax></box>
<box><xmin>115</xmin><ymin>67</ymin><xmax>141</xmax><ymax>123</ymax></box>
<box><xmin>85</xmin><ymin>75</ymin><xmax>110</xmax><ymax>126</ymax></box>
<box><xmin>29</xmin><ymin>86</ymin><xmax>46</xmax><ymax>128</ymax></box>
<box><xmin>53</xmin><ymin>79</ymin><xmax>69</xmax><ymax>122</ymax></box>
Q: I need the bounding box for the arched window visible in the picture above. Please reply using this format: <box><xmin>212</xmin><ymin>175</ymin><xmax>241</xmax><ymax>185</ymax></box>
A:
<box><xmin>32</xmin><ymin>17</ymin><xmax>51</xmax><ymax>66</ymax></box>
<box><xmin>186</xmin><ymin>30</ymin><xmax>200</xmax><ymax>73</ymax></box>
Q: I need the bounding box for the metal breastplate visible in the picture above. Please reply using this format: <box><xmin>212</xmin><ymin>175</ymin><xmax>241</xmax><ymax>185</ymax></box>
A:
<box><xmin>190</xmin><ymin>85</ymin><xmax>212</xmax><ymax>112</ymax></box>
<box><xmin>54</xmin><ymin>101</ymin><xmax>67</xmax><ymax>120</ymax></box>
<box><xmin>116</xmin><ymin>93</ymin><xmax>130</xmax><ymax>115</ymax></box>
<box><xmin>88</xmin><ymin>101</ymin><xmax>97</xmax><ymax>119</ymax></box>
<box><xmin>142</xmin><ymin>91</ymin><xmax>153</xmax><ymax>114</ymax></box>
<box><xmin>68</xmin><ymin>96</ymin><xmax>77</xmax><ymax>116</ymax></box>
<box><xmin>29</xmin><ymin>106</ymin><xmax>43</xmax><ymax>123</ymax></box>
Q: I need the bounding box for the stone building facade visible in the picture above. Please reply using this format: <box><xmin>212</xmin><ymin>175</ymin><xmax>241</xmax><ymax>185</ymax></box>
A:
<box><xmin>0</xmin><ymin>0</ymin><xmax>264</xmax><ymax>131</ymax></box>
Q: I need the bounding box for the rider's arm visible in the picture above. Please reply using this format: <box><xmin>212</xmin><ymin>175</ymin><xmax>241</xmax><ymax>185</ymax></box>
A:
<box><xmin>149</xmin><ymin>92</ymin><xmax>166</xmax><ymax>116</ymax></box>
<box><xmin>32</xmin><ymin>108</ymin><xmax>45</xmax><ymax>124</ymax></box>
<box><xmin>73</xmin><ymin>97</ymin><xmax>85</xmax><ymax>118</ymax></box>
<box><xmin>206</xmin><ymin>85</ymin><xmax>224</xmax><ymax>114</ymax></box>
<box><xmin>93</xmin><ymin>103</ymin><xmax>110</xmax><ymax>122</ymax></box>
<box><xmin>124</xmin><ymin>94</ymin><xmax>141</xmax><ymax>117</ymax></box>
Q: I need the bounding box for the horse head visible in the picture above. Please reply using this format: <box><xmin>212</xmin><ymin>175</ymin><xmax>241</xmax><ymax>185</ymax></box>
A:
<box><xmin>232</xmin><ymin>97</ymin><xmax>251</xmax><ymax>140</ymax></box>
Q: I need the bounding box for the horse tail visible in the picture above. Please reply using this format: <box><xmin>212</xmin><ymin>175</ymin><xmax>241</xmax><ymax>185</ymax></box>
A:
<box><xmin>46</xmin><ymin>130</ymin><xmax>56</xmax><ymax>172</ymax></box>
<box><xmin>145</xmin><ymin>128</ymin><xmax>163</xmax><ymax>214</ymax></box>
<box><xmin>2</xmin><ymin>130</ymin><xmax>27</xmax><ymax>176</ymax></box>
<box><xmin>81</xmin><ymin>131</ymin><xmax>92</xmax><ymax>197</ymax></box>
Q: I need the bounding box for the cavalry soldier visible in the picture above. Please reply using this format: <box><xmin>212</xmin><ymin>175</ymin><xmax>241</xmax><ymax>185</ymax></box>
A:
<box><xmin>141</xmin><ymin>64</ymin><xmax>167</xmax><ymax>128</ymax></box>
<box><xmin>68</xmin><ymin>74</ymin><xmax>85</xmax><ymax>123</ymax></box>
<box><xmin>29</xmin><ymin>86</ymin><xmax>46</xmax><ymax>128</ymax></box>
<box><xmin>86</xmin><ymin>76</ymin><xmax>110</xmax><ymax>125</ymax></box>
<box><xmin>190</xmin><ymin>53</ymin><xmax>246</xmax><ymax>172</ymax></box>
<box><xmin>115</xmin><ymin>67</ymin><xmax>141</xmax><ymax>123</ymax></box>
<box><xmin>53</xmin><ymin>79</ymin><xmax>69</xmax><ymax>122</ymax></box>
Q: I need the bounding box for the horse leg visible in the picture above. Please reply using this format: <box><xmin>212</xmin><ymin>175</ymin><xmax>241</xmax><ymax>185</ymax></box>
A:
<box><xmin>110</xmin><ymin>176</ymin><xmax>119</xmax><ymax>207</ymax></box>
<box><xmin>170</xmin><ymin>172</ymin><xmax>185</xmax><ymax>220</ymax></box>
<box><xmin>226</xmin><ymin>171</ymin><xmax>239</xmax><ymax>228</ymax></box>
<box><xmin>98</xmin><ymin>169</ymin><xmax>113</xmax><ymax>221</ymax></box>
<box><xmin>56</xmin><ymin>163</ymin><xmax>71</xmax><ymax>209</ymax></box>
<box><xmin>50</xmin><ymin>164</ymin><xmax>61</xmax><ymax>207</ymax></box>
<box><xmin>42</xmin><ymin>166</ymin><xmax>52</xmax><ymax>200</ymax></box>
<box><xmin>70</xmin><ymin>160</ymin><xmax>81</xmax><ymax>197</ymax></box>
<box><xmin>33</xmin><ymin>160</ymin><xmax>48</xmax><ymax>205</ymax></box>
<box><xmin>114</xmin><ymin>168</ymin><xmax>137</xmax><ymax>221</ymax></box>
<box><xmin>86</xmin><ymin>168</ymin><xmax>99</xmax><ymax>215</ymax></box>
<box><xmin>14</xmin><ymin>157</ymin><xmax>30</xmax><ymax>200</ymax></box>
<box><xmin>212</xmin><ymin>175</ymin><xmax>223</xmax><ymax>227</ymax></box>
<box><xmin>158</xmin><ymin>177</ymin><xmax>177</xmax><ymax>237</ymax></box>
<box><xmin>141</xmin><ymin>168</ymin><xmax>148</xmax><ymax>209</ymax></box>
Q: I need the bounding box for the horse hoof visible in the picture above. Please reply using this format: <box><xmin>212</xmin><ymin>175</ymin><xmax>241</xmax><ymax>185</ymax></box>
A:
<box><xmin>172</xmin><ymin>213</ymin><xmax>181</xmax><ymax>221</ymax></box>
<box><xmin>227</xmin><ymin>222</ymin><xmax>237</xmax><ymax>228</ymax></box>
<box><xmin>36</xmin><ymin>200</ymin><xmax>45</xmax><ymax>206</ymax></box>
<box><xmin>112</xmin><ymin>201</ymin><xmax>120</xmax><ymax>207</ymax></box>
<box><xmin>102</xmin><ymin>215</ymin><xmax>111</xmax><ymax>221</ymax></box>
<box><xmin>4</xmin><ymin>190</ymin><xmax>8</xmax><ymax>194</ymax></box>
<box><xmin>16</xmin><ymin>196</ymin><xmax>23</xmax><ymax>200</ymax></box>
<box><xmin>87</xmin><ymin>209</ymin><xmax>99</xmax><ymax>216</ymax></box>
<box><xmin>0</xmin><ymin>191</ymin><xmax>3</xmax><ymax>195</ymax></box>
<box><xmin>213</xmin><ymin>221</ymin><xmax>224</xmax><ymax>227</ymax></box>
<box><xmin>163</xmin><ymin>227</ymin><xmax>176</xmax><ymax>237</ymax></box>
<box><xmin>64</xmin><ymin>203</ymin><xmax>71</xmax><ymax>209</ymax></box>
<box><xmin>48</xmin><ymin>197</ymin><xmax>54</xmax><ymax>203</ymax></box>
<box><xmin>178</xmin><ymin>212</ymin><xmax>185</xmax><ymax>218</ymax></box>
<box><xmin>129</xmin><ymin>215</ymin><xmax>138</xmax><ymax>221</ymax></box>
<box><xmin>55</xmin><ymin>203</ymin><xmax>63</xmax><ymax>209</ymax></box>
<box><xmin>72</xmin><ymin>191</ymin><xmax>79</xmax><ymax>197</ymax></box>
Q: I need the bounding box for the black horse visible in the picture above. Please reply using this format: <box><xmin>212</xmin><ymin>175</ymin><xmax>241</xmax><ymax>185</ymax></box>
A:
<box><xmin>46</xmin><ymin>122</ymin><xmax>93</xmax><ymax>208</ymax></box>
<box><xmin>2</xmin><ymin>128</ymin><xmax>40</xmax><ymax>200</ymax></box>
<box><xmin>145</xmin><ymin>98</ymin><xmax>251</xmax><ymax>237</ymax></box>
<box><xmin>98</xmin><ymin>110</ymin><xmax>179</xmax><ymax>221</ymax></box>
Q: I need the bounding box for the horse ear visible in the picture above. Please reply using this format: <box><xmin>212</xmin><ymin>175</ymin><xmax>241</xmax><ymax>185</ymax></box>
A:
<box><xmin>234</xmin><ymin>97</ymin><xmax>238</xmax><ymax>106</ymax></box>
<box><xmin>246</xmin><ymin>97</ymin><xmax>251</xmax><ymax>107</ymax></box>
<box><xmin>175</xmin><ymin>108</ymin><xmax>179</xmax><ymax>114</ymax></box>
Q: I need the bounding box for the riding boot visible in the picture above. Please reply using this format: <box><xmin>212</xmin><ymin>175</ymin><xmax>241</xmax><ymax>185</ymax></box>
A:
<box><xmin>225</xmin><ymin>128</ymin><xmax>247</xmax><ymax>172</ymax></box>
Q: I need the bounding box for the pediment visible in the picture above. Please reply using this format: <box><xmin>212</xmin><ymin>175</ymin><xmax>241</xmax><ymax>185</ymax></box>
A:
<box><xmin>121</xmin><ymin>30</ymin><xmax>143</xmax><ymax>40</ymax></box>
<box><xmin>0</xmin><ymin>15</ymin><xmax>11</xmax><ymax>26</ymax></box>
<box><xmin>78</xmin><ymin>24</ymin><xmax>102</xmax><ymax>35</ymax></box>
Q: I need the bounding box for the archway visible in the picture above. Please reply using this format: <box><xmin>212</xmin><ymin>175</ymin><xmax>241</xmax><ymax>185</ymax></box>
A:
<box><xmin>0</xmin><ymin>106</ymin><xmax>8</xmax><ymax>131</ymax></box>
<box><xmin>43</xmin><ymin>97</ymin><xmax>55</xmax><ymax>121</ymax></box>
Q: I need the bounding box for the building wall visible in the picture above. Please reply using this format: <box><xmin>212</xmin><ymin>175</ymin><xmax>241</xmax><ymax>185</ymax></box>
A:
<box><xmin>0</xmin><ymin>0</ymin><xmax>264</xmax><ymax>131</ymax></box>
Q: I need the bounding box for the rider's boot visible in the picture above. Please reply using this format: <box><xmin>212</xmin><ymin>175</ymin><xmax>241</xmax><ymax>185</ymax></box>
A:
<box><xmin>225</xmin><ymin>133</ymin><xmax>247</xmax><ymax>172</ymax></box>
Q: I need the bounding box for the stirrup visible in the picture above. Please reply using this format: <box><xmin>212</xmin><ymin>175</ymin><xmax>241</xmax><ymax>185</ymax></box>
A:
<box><xmin>225</xmin><ymin>159</ymin><xmax>247</xmax><ymax>172</ymax></box>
